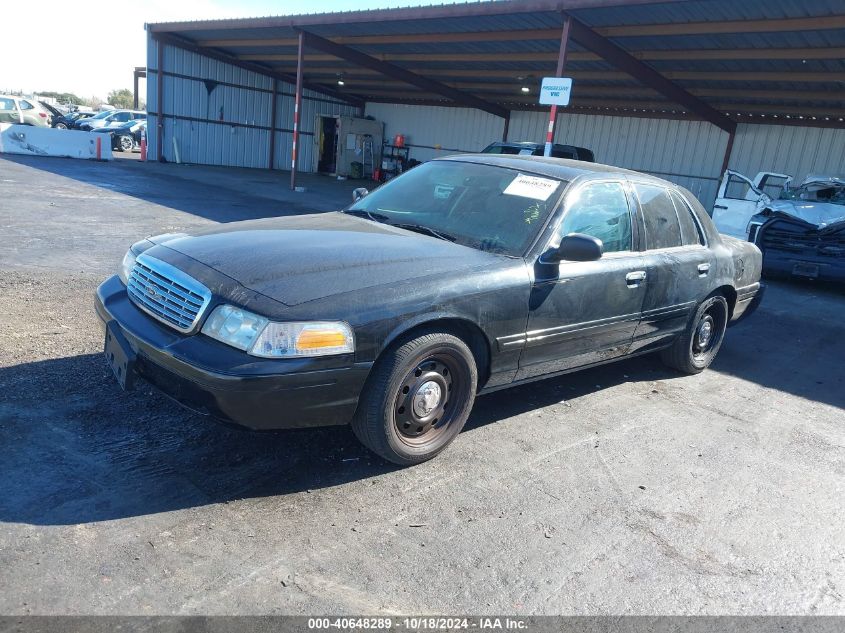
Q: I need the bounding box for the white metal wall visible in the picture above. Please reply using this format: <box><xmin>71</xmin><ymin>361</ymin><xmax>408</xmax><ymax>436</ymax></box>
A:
<box><xmin>364</xmin><ymin>103</ymin><xmax>505</xmax><ymax>160</ymax></box>
<box><xmin>146</xmin><ymin>34</ymin><xmax>359</xmax><ymax>171</ymax></box>
<box><xmin>365</xmin><ymin>103</ymin><xmax>730</xmax><ymax>206</ymax></box>
<box><xmin>727</xmin><ymin>123</ymin><xmax>845</xmax><ymax>184</ymax></box>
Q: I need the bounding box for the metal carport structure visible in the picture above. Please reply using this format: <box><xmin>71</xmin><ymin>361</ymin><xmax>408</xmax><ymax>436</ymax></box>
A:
<box><xmin>145</xmin><ymin>0</ymin><xmax>845</xmax><ymax>194</ymax></box>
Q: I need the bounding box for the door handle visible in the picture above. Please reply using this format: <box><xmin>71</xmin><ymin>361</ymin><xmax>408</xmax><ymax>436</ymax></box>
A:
<box><xmin>697</xmin><ymin>263</ymin><xmax>711</xmax><ymax>276</ymax></box>
<box><xmin>714</xmin><ymin>204</ymin><xmax>728</xmax><ymax>210</ymax></box>
<box><xmin>626</xmin><ymin>271</ymin><xmax>647</xmax><ymax>287</ymax></box>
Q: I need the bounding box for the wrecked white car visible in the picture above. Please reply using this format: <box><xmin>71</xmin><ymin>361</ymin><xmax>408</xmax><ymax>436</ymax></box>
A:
<box><xmin>712</xmin><ymin>171</ymin><xmax>845</xmax><ymax>282</ymax></box>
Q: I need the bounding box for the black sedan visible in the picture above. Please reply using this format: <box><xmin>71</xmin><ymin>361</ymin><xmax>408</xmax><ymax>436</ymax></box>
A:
<box><xmin>96</xmin><ymin>155</ymin><xmax>764</xmax><ymax>465</ymax></box>
<box><xmin>93</xmin><ymin>119</ymin><xmax>146</xmax><ymax>152</ymax></box>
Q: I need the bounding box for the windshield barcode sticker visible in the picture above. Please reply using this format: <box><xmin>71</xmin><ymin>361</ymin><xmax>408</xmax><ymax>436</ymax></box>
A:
<box><xmin>503</xmin><ymin>174</ymin><xmax>559</xmax><ymax>201</ymax></box>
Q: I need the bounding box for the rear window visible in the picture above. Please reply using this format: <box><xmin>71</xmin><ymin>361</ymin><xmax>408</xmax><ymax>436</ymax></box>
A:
<box><xmin>635</xmin><ymin>184</ymin><xmax>683</xmax><ymax>250</ymax></box>
<box><xmin>670</xmin><ymin>190</ymin><xmax>705</xmax><ymax>246</ymax></box>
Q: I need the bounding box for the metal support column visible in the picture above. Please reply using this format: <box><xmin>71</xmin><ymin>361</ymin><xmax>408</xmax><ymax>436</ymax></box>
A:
<box><xmin>156</xmin><ymin>39</ymin><xmax>164</xmax><ymax>162</ymax></box>
<box><xmin>544</xmin><ymin>16</ymin><xmax>571</xmax><ymax>157</ymax></box>
<box><xmin>269</xmin><ymin>79</ymin><xmax>278</xmax><ymax>170</ymax></box>
<box><xmin>719</xmin><ymin>129</ymin><xmax>736</xmax><ymax>177</ymax></box>
<box><xmin>502</xmin><ymin>112</ymin><xmax>510</xmax><ymax>142</ymax></box>
<box><xmin>290</xmin><ymin>32</ymin><xmax>305</xmax><ymax>190</ymax></box>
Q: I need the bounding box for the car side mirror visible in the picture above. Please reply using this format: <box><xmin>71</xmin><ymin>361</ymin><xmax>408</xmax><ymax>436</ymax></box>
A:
<box><xmin>546</xmin><ymin>233</ymin><xmax>604</xmax><ymax>262</ymax></box>
<box><xmin>352</xmin><ymin>187</ymin><xmax>369</xmax><ymax>203</ymax></box>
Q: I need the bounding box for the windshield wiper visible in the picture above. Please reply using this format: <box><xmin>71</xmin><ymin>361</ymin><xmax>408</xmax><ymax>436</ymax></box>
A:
<box><xmin>391</xmin><ymin>223</ymin><xmax>457</xmax><ymax>242</ymax></box>
<box><xmin>343</xmin><ymin>209</ymin><xmax>390</xmax><ymax>223</ymax></box>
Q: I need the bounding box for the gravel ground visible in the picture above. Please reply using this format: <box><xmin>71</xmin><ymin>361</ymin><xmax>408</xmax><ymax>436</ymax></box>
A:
<box><xmin>0</xmin><ymin>155</ymin><xmax>843</xmax><ymax>616</ymax></box>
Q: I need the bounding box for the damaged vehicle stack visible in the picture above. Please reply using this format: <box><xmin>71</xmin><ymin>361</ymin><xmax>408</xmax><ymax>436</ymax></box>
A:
<box><xmin>712</xmin><ymin>171</ymin><xmax>845</xmax><ymax>283</ymax></box>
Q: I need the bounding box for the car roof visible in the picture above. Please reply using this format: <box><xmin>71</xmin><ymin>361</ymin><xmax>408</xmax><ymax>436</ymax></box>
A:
<box><xmin>491</xmin><ymin>141</ymin><xmax>581</xmax><ymax>150</ymax></box>
<box><xmin>436</xmin><ymin>153</ymin><xmax>672</xmax><ymax>186</ymax></box>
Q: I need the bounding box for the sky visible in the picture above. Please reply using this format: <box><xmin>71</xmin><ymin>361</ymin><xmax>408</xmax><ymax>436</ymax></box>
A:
<box><xmin>0</xmin><ymin>0</ymin><xmax>456</xmax><ymax>102</ymax></box>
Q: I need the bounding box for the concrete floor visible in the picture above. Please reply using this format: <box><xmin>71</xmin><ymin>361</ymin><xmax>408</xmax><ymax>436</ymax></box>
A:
<box><xmin>0</xmin><ymin>155</ymin><xmax>843</xmax><ymax>615</ymax></box>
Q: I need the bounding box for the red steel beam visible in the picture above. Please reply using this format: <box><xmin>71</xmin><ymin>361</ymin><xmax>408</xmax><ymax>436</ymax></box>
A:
<box><xmin>298</xmin><ymin>29</ymin><xmax>509</xmax><ymax>118</ymax></box>
<box><xmin>567</xmin><ymin>15</ymin><xmax>736</xmax><ymax>133</ymax></box>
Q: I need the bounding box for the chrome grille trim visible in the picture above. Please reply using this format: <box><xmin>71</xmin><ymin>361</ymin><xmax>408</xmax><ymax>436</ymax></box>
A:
<box><xmin>126</xmin><ymin>254</ymin><xmax>212</xmax><ymax>333</ymax></box>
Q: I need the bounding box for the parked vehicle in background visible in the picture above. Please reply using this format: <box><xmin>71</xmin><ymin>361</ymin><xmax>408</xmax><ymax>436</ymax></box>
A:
<box><xmin>96</xmin><ymin>155</ymin><xmax>763</xmax><ymax>465</ymax></box>
<box><xmin>39</xmin><ymin>101</ymin><xmax>65</xmax><ymax>126</ymax></box>
<box><xmin>75</xmin><ymin>110</ymin><xmax>145</xmax><ymax>131</ymax></box>
<box><xmin>93</xmin><ymin>119</ymin><xmax>146</xmax><ymax>152</ymax></box>
<box><xmin>712</xmin><ymin>170</ymin><xmax>845</xmax><ymax>283</ymax></box>
<box><xmin>42</xmin><ymin>103</ymin><xmax>90</xmax><ymax>129</ymax></box>
<box><xmin>753</xmin><ymin>177</ymin><xmax>845</xmax><ymax>283</ymax></box>
<box><xmin>0</xmin><ymin>95</ymin><xmax>51</xmax><ymax>127</ymax></box>
<box><xmin>482</xmin><ymin>141</ymin><xmax>595</xmax><ymax>162</ymax></box>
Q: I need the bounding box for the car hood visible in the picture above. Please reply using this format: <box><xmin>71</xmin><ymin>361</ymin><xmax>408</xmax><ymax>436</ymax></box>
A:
<box><xmin>768</xmin><ymin>200</ymin><xmax>845</xmax><ymax>228</ymax></box>
<box><xmin>154</xmin><ymin>212</ymin><xmax>503</xmax><ymax>306</ymax></box>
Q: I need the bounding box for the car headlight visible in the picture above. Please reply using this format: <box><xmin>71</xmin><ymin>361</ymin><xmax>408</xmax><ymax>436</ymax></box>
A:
<box><xmin>119</xmin><ymin>249</ymin><xmax>137</xmax><ymax>284</ymax></box>
<box><xmin>201</xmin><ymin>305</ymin><xmax>354</xmax><ymax>358</ymax></box>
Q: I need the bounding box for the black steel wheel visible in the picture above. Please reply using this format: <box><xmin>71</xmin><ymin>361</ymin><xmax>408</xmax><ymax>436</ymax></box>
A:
<box><xmin>661</xmin><ymin>294</ymin><xmax>729</xmax><ymax>374</ymax></box>
<box><xmin>352</xmin><ymin>330</ymin><xmax>477</xmax><ymax>465</ymax></box>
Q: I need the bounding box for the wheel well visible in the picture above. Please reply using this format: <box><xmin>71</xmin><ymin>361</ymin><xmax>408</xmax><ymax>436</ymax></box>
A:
<box><xmin>714</xmin><ymin>285</ymin><xmax>737</xmax><ymax>319</ymax></box>
<box><xmin>386</xmin><ymin>319</ymin><xmax>492</xmax><ymax>388</ymax></box>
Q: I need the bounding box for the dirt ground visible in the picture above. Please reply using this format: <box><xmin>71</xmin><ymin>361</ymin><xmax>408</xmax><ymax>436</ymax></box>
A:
<box><xmin>0</xmin><ymin>155</ymin><xmax>843</xmax><ymax>615</ymax></box>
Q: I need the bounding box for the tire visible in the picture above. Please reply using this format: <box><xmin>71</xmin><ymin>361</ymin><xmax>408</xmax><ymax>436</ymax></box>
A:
<box><xmin>55</xmin><ymin>122</ymin><xmax>68</xmax><ymax>130</ymax></box>
<box><xmin>118</xmin><ymin>135</ymin><xmax>134</xmax><ymax>152</ymax></box>
<box><xmin>352</xmin><ymin>330</ymin><xmax>478</xmax><ymax>465</ymax></box>
<box><xmin>660</xmin><ymin>294</ymin><xmax>729</xmax><ymax>374</ymax></box>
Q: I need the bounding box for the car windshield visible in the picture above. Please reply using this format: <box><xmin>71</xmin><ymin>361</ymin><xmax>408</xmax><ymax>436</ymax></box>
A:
<box><xmin>779</xmin><ymin>182</ymin><xmax>845</xmax><ymax>207</ymax></box>
<box><xmin>346</xmin><ymin>160</ymin><xmax>565</xmax><ymax>256</ymax></box>
<box><xmin>89</xmin><ymin>111</ymin><xmax>112</xmax><ymax>119</ymax></box>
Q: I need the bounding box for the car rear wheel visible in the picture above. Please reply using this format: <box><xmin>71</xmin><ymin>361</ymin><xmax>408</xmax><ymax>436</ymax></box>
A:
<box><xmin>118</xmin><ymin>135</ymin><xmax>134</xmax><ymax>152</ymax></box>
<box><xmin>660</xmin><ymin>294</ymin><xmax>729</xmax><ymax>374</ymax></box>
<box><xmin>352</xmin><ymin>330</ymin><xmax>477</xmax><ymax>465</ymax></box>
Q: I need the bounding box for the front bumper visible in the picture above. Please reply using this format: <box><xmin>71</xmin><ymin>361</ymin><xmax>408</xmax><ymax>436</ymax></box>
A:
<box><xmin>763</xmin><ymin>250</ymin><xmax>845</xmax><ymax>283</ymax></box>
<box><xmin>95</xmin><ymin>275</ymin><xmax>372</xmax><ymax>430</ymax></box>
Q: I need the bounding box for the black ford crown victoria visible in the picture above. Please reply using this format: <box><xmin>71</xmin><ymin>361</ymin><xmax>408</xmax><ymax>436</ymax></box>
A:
<box><xmin>96</xmin><ymin>155</ymin><xmax>764</xmax><ymax>465</ymax></box>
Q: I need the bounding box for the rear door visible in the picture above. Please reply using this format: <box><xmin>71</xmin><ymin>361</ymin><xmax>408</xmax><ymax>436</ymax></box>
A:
<box><xmin>0</xmin><ymin>97</ymin><xmax>19</xmax><ymax>124</ymax></box>
<box><xmin>631</xmin><ymin>182</ymin><xmax>714</xmax><ymax>351</ymax></box>
<box><xmin>516</xmin><ymin>179</ymin><xmax>647</xmax><ymax>380</ymax></box>
<box><xmin>712</xmin><ymin>170</ymin><xmax>769</xmax><ymax>239</ymax></box>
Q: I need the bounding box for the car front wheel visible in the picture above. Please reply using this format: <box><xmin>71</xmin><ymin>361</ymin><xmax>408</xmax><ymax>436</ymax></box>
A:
<box><xmin>660</xmin><ymin>294</ymin><xmax>729</xmax><ymax>374</ymax></box>
<box><xmin>118</xmin><ymin>135</ymin><xmax>134</xmax><ymax>152</ymax></box>
<box><xmin>352</xmin><ymin>330</ymin><xmax>477</xmax><ymax>465</ymax></box>
<box><xmin>55</xmin><ymin>122</ymin><xmax>68</xmax><ymax>129</ymax></box>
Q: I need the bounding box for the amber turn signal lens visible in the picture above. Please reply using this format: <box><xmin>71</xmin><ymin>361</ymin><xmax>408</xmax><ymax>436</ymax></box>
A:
<box><xmin>296</xmin><ymin>329</ymin><xmax>349</xmax><ymax>350</ymax></box>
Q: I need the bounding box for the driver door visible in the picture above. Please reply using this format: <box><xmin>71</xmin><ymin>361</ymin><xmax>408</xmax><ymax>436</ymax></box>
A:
<box><xmin>516</xmin><ymin>180</ymin><xmax>646</xmax><ymax>380</ymax></box>
<box><xmin>712</xmin><ymin>170</ymin><xmax>782</xmax><ymax>240</ymax></box>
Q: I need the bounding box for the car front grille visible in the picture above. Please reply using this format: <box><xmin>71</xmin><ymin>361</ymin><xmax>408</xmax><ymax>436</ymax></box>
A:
<box><xmin>127</xmin><ymin>255</ymin><xmax>212</xmax><ymax>333</ymax></box>
<box><xmin>761</xmin><ymin>220</ymin><xmax>845</xmax><ymax>257</ymax></box>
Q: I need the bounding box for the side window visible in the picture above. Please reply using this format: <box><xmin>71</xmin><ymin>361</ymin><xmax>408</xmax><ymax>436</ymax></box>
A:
<box><xmin>757</xmin><ymin>175</ymin><xmax>789</xmax><ymax>199</ymax></box>
<box><xmin>560</xmin><ymin>181</ymin><xmax>633</xmax><ymax>254</ymax></box>
<box><xmin>19</xmin><ymin>100</ymin><xmax>34</xmax><ymax>110</ymax></box>
<box><xmin>635</xmin><ymin>184</ymin><xmax>683</xmax><ymax>250</ymax></box>
<box><xmin>723</xmin><ymin>173</ymin><xmax>756</xmax><ymax>200</ymax></box>
<box><xmin>670</xmin><ymin>190</ymin><xmax>705</xmax><ymax>246</ymax></box>
<box><xmin>0</xmin><ymin>98</ymin><xmax>15</xmax><ymax>111</ymax></box>
<box><xmin>114</xmin><ymin>112</ymin><xmax>130</xmax><ymax>122</ymax></box>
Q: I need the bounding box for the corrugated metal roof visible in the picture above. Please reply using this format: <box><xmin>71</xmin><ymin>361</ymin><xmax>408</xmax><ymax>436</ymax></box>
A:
<box><xmin>147</xmin><ymin>0</ymin><xmax>845</xmax><ymax>126</ymax></box>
